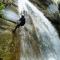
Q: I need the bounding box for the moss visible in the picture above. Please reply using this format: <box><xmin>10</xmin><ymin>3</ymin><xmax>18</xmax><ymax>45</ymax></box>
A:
<box><xmin>0</xmin><ymin>30</ymin><xmax>12</xmax><ymax>60</ymax></box>
<box><xmin>0</xmin><ymin>0</ymin><xmax>20</xmax><ymax>59</ymax></box>
<box><xmin>0</xmin><ymin>17</ymin><xmax>20</xmax><ymax>60</ymax></box>
<box><xmin>0</xmin><ymin>18</ymin><xmax>16</xmax><ymax>31</ymax></box>
<box><xmin>0</xmin><ymin>29</ymin><xmax>20</xmax><ymax>60</ymax></box>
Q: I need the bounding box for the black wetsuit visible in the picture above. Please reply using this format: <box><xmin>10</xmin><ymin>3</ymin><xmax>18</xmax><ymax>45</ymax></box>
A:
<box><xmin>13</xmin><ymin>15</ymin><xmax>25</xmax><ymax>32</ymax></box>
<box><xmin>17</xmin><ymin>15</ymin><xmax>25</xmax><ymax>27</ymax></box>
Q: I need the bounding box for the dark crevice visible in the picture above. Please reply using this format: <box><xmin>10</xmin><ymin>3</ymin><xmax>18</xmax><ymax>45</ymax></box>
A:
<box><xmin>46</xmin><ymin>16</ymin><xmax>60</xmax><ymax>37</ymax></box>
<box><xmin>0</xmin><ymin>58</ymin><xmax>3</xmax><ymax>60</ymax></box>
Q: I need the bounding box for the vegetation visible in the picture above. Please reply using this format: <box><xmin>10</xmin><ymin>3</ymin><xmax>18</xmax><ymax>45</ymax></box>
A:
<box><xmin>0</xmin><ymin>2</ymin><xmax>5</xmax><ymax>18</ymax></box>
<box><xmin>0</xmin><ymin>2</ymin><xmax>5</xmax><ymax>10</ymax></box>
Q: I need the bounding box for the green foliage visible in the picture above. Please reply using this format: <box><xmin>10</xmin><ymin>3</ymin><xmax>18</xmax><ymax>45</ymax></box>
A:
<box><xmin>0</xmin><ymin>2</ymin><xmax>5</xmax><ymax>10</ymax></box>
<box><xmin>0</xmin><ymin>2</ymin><xmax>5</xmax><ymax>18</ymax></box>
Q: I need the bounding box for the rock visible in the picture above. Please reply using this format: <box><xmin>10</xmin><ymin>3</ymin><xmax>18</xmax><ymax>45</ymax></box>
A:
<box><xmin>0</xmin><ymin>12</ymin><xmax>20</xmax><ymax>60</ymax></box>
<box><xmin>0</xmin><ymin>0</ymin><xmax>22</xmax><ymax>60</ymax></box>
<box><xmin>58</xmin><ymin>3</ymin><xmax>60</xmax><ymax>12</ymax></box>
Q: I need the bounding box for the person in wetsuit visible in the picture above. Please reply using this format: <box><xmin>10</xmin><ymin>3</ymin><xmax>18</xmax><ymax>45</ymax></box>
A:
<box><xmin>13</xmin><ymin>15</ymin><xmax>25</xmax><ymax>32</ymax></box>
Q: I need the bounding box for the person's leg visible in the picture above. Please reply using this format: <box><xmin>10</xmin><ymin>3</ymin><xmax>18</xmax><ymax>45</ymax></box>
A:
<box><xmin>13</xmin><ymin>25</ymin><xmax>18</xmax><ymax>32</ymax></box>
<box><xmin>13</xmin><ymin>24</ymin><xmax>20</xmax><ymax>32</ymax></box>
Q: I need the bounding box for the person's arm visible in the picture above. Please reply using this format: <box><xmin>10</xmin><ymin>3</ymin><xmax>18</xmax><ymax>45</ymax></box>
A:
<box><xmin>16</xmin><ymin>19</ymin><xmax>21</xmax><ymax>24</ymax></box>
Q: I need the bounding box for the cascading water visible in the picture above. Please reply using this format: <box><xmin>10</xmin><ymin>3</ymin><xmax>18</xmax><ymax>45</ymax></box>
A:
<box><xmin>18</xmin><ymin>0</ymin><xmax>60</xmax><ymax>60</ymax></box>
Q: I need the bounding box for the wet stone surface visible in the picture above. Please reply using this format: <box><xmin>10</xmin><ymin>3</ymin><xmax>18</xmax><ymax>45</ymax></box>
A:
<box><xmin>0</xmin><ymin>18</ymin><xmax>20</xmax><ymax>60</ymax></box>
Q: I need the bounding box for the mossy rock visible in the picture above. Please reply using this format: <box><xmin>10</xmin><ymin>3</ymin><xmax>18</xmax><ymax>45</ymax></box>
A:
<box><xmin>0</xmin><ymin>31</ymin><xmax>12</xmax><ymax>60</ymax></box>
<box><xmin>0</xmin><ymin>18</ymin><xmax>20</xmax><ymax>60</ymax></box>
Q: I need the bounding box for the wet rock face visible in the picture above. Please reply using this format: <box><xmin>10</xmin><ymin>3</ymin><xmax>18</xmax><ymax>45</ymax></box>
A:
<box><xmin>0</xmin><ymin>0</ymin><xmax>13</xmax><ymax>3</ymax></box>
<box><xmin>29</xmin><ymin>0</ymin><xmax>52</xmax><ymax>8</ymax></box>
<box><xmin>0</xmin><ymin>17</ymin><xmax>20</xmax><ymax>60</ymax></box>
<box><xmin>58</xmin><ymin>3</ymin><xmax>60</xmax><ymax>12</ymax></box>
<box><xmin>0</xmin><ymin>1</ymin><xmax>21</xmax><ymax>60</ymax></box>
<box><xmin>40</xmin><ymin>0</ymin><xmax>52</xmax><ymax>5</ymax></box>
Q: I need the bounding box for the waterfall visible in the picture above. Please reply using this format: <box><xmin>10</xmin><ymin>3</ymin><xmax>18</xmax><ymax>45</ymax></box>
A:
<box><xmin>18</xmin><ymin>0</ymin><xmax>60</xmax><ymax>60</ymax></box>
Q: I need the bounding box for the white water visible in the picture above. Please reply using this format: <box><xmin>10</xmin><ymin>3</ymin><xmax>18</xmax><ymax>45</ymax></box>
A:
<box><xmin>2</xmin><ymin>8</ymin><xmax>19</xmax><ymax>22</ymax></box>
<box><xmin>18</xmin><ymin>0</ymin><xmax>60</xmax><ymax>60</ymax></box>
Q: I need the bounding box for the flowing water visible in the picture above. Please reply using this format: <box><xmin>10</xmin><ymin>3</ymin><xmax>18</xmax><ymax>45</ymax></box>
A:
<box><xmin>2</xmin><ymin>8</ymin><xmax>19</xmax><ymax>22</ymax></box>
<box><xmin>1</xmin><ymin>0</ymin><xmax>60</xmax><ymax>60</ymax></box>
<box><xmin>18</xmin><ymin>0</ymin><xmax>60</xmax><ymax>60</ymax></box>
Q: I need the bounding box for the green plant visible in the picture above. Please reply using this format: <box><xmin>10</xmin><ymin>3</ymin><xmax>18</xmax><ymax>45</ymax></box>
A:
<box><xmin>0</xmin><ymin>2</ymin><xmax>5</xmax><ymax>10</ymax></box>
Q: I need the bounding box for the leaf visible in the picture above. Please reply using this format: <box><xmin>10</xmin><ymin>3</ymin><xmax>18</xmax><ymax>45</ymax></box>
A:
<box><xmin>0</xmin><ymin>2</ymin><xmax>5</xmax><ymax>10</ymax></box>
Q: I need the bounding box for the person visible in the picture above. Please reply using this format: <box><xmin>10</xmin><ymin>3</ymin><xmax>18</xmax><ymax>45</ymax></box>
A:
<box><xmin>13</xmin><ymin>15</ymin><xmax>25</xmax><ymax>32</ymax></box>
